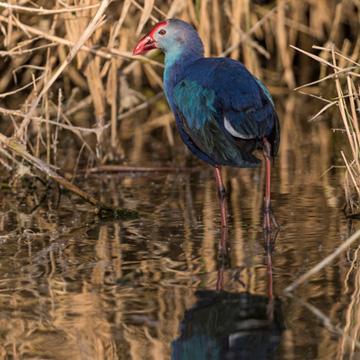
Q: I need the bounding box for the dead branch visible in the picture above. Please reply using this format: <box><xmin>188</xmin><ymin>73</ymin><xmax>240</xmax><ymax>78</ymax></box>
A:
<box><xmin>0</xmin><ymin>132</ymin><xmax>144</xmax><ymax>218</ymax></box>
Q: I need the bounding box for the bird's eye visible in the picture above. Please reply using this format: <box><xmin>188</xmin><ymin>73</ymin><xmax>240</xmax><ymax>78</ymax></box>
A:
<box><xmin>159</xmin><ymin>29</ymin><xmax>166</xmax><ymax>35</ymax></box>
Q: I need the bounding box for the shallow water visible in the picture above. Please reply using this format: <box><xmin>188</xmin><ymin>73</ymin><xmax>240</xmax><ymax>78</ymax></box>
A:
<box><xmin>1</xmin><ymin>96</ymin><xmax>360</xmax><ymax>359</ymax></box>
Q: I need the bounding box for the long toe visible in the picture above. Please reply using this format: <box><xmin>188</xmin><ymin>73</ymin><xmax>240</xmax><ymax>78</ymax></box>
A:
<box><xmin>263</xmin><ymin>205</ymin><xmax>281</xmax><ymax>232</ymax></box>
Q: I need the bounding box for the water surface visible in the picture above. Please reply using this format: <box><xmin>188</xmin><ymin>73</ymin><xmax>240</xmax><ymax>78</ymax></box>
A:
<box><xmin>1</xmin><ymin>95</ymin><xmax>359</xmax><ymax>359</ymax></box>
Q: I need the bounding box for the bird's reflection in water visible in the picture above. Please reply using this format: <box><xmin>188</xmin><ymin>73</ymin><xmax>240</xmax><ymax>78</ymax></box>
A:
<box><xmin>171</xmin><ymin>229</ymin><xmax>284</xmax><ymax>360</ymax></box>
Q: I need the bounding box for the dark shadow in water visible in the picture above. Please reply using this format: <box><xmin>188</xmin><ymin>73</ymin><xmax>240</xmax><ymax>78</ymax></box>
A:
<box><xmin>171</xmin><ymin>229</ymin><xmax>284</xmax><ymax>360</ymax></box>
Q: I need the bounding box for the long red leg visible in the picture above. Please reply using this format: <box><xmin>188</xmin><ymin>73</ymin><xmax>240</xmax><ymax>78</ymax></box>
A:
<box><xmin>216</xmin><ymin>227</ymin><xmax>227</xmax><ymax>290</ymax></box>
<box><xmin>266</xmin><ymin>235</ymin><xmax>275</xmax><ymax>322</ymax></box>
<box><xmin>262</xmin><ymin>138</ymin><xmax>279</xmax><ymax>231</ymax></box>
<box><xmin>214</xmin><ymin>167</ymin><xmax>227</xmax><ymax>228</ymax></box>
<box><xmin>264</xmin><ymin>229</ymin><xmax>278</xmax><ymax>321</ymax></box>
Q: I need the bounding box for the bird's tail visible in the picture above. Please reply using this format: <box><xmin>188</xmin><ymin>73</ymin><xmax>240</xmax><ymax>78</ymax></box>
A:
<box><xmin>266</xmin><ymin>113</ymin><xmax>280</xmax><ymax>159</ymax></box>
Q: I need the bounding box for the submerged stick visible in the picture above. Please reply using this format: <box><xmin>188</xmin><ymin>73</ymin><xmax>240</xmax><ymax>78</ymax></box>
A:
<box><xmin>82</xmin><ymin>165</ymin><xmax>195</xmax><ymax>173</ymax></box>
<box><xmin>284</xmin><ymin>229</ymin><xmax>360</xmax><ymax>294</ymax></box>
<box><xmin>0</xmin><ymin>132</ymin><xmax>143</xmax><ymax>218</ymax></box>
<box><xmin>287</xmin><ymin>293</ymin><xmax>360</xmax><ymax>349</ymax></box>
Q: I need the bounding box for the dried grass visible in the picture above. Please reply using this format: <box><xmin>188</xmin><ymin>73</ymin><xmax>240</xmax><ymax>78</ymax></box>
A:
<box><xmin>0</xmin><ymin>0</ymin><xmax>358</xmax><ymax>192</ymax></box>
<box><xmin>293</xmin><ymin>41</ymin><xmax>360</xmax><ymax>214</ymax></box>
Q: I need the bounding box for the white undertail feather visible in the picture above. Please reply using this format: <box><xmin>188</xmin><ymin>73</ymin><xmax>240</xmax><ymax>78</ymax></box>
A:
<box><xmin>224</xmin><ymin>117</ymin><xmax>253</xmax><ymax>139</ymax></box>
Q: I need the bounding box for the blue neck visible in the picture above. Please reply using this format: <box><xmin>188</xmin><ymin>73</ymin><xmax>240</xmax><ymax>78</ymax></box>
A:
<box><xmin>164</xmin><ymin>44</ymin><xmax>203</xmax><ymax>68</ymax></box>
<box><xmin>163</xmin><ymin>47</ymin><xmax>203</xmax><ymax>111</ymax></box>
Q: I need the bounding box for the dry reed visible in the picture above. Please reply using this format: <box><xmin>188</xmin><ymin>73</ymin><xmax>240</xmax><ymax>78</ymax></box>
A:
<box><xmin>292</xmin><ymin>42</ymin><xmax>360</xmax><ymax>215</ymax></box>
<box><xmin>0</xmin><ymin>0</ymin><xmax>358</xmax><ymax>196</ymax></box>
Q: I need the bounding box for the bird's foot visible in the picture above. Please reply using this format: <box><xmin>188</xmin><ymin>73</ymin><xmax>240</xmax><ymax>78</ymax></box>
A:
<box><xmin>263</xmin><ymin>204</ymin><xmax>281</xmax><ymax>234</ymax></box>
<box><xmin>263</xmin><ymin>227</ymin><xmax>279</xmax><ymax>252</ymax></box>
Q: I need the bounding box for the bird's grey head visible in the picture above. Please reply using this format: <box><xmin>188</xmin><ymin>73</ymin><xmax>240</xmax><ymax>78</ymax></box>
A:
<box><xmin>133</xmin><ymin>19</ymin><xmax>204</xmax><ymax>61</ymax></box>
<box><xmin>155</xmin><ymin>19</ymin><xmax>204</xmax><ymax>55</ymax></box>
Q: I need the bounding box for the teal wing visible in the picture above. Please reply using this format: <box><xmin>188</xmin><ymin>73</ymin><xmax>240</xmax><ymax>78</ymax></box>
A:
<box><xmin>173</xmin><ymin>79</ymin><xmax>261</xmax><ymax>168</ymax></box>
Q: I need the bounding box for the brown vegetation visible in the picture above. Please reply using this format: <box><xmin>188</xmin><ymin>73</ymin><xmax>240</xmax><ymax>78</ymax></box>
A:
<box><xmin>0</xmin><ymin>0</ymin><xmax>358</xmax><ymax>194</ymax></box>
<box><xmin>1</xmin><ymin>2</ymin><xmax>360</xmax><ymax>358</ymax></box>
